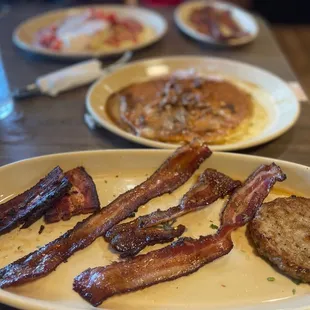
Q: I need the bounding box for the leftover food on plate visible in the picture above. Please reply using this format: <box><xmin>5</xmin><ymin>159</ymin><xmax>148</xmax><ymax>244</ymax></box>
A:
<box><xmin>1</xmin><ymin>141</ymin><xmax>310</xmax><ymax>308</ymax></box>
<box><xmin>34</xmin><ymin>8</ymin><xmax>153</xmax><ymax>52</ymax></box>
<box><xmin>44</xmin><ymin>166</ymin><xmax>100</xmax><ymax>223</ymax></box>
<box><xmin>73</xmin><ymin>162</ymin><xmax>285</xmax><ymax>306</ymax></box>
<box><xmin>189</xmin><ymin>5</ymin><xmax>250</xmax><ymax>42</ymax></box>
<box><xmin>105</xmin><ymin>168</ymin><xmax>241</xmax><ymax>257</ymax></box>
<box><xmin>0</xmin><ymin>140</ymin><xmax>212</xmax><ymax>289</ymax></box>
<box><xmin>106</xmin><ymin>70</ymin><xmax>267</xmax><ymax>145</ymax></box>
<box><xmin>0</xmin><ymin>166</ymin><xmax>99</xmax><ymax>235</ymax></box>
<box><xmin>0</xmin><ymin>166</ymin><xmax>70</xmax><ymax>236</ymax></box>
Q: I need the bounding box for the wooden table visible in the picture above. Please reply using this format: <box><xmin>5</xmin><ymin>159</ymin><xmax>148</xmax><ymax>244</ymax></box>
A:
<box><xmin>273</xmin><ymin>25</ymin><xmax>310</xmax><ymax>100</ymax></box>
<box><xmin>0</xmin><ymin>2</ymin><xmax>307</xmax><ymax>309</ymax></box>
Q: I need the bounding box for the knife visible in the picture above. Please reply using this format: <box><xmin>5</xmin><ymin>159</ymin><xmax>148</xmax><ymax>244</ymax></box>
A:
<box><xmin>13</xmin><ymin>51</ymin><xmax>132</xmax><ymax>99</ymax></box>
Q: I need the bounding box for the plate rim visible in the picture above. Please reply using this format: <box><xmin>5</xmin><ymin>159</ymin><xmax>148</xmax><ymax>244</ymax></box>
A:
<box><xmin>173</xmin><ymin>0</ymin><xmax>259</xmax><ymax>46</ymax></box>
<box><xmin>0</xmin><ymin>149</ymin><xmax>310</xmax><ymax>310</ymax></box>
<box><xmin>12</xmin><ymin>4</ymin><xmax>168</xmax><ymax>59</ymax></box>
<box><xmin>85</xmin><ymin>55</ymin><xmax>300</xmax><ymax>151</ymax></box>
<box><xmin>0</xmin><ymin>148</ymin><xmax>309</xmax><ymax>173</ymax></box>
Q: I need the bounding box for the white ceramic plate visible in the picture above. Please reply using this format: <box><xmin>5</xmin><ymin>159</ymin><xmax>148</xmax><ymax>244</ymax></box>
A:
<box><xmin>0</xmin><ymin>150</ymin><xmax>310</xmax><ymax>310</ymax></box>
<box><xmin>13</xmin><ymin>5</ymin><xmax>167</xmax><ymax>59</ymax></box>
<box><xmin>174</xmin><ymin>0</ymin><xmax>259</xmax><ymax>46</ymax></box>
<box><xmin>86</xmin><ymin>56</ymin><xmax>300</xmax><ymax>151</ymax></box>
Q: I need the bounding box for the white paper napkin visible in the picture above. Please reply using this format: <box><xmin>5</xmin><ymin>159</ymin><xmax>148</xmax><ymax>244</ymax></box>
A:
<box><xmin>36</xmin><ymin>59</ymin><xmax>102</xmax><ymax>97</ymax></box>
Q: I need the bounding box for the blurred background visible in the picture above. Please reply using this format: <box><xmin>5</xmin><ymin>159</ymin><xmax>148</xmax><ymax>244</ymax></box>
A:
<box><xmin>1</xmin><ymin>0</ymin><xmax>309</xmax><ymax>97</ymax></box>
<box><xmin>2</xmin><ymin>0</ymin><xmax>310</xmax><ymax>23</ymax></box>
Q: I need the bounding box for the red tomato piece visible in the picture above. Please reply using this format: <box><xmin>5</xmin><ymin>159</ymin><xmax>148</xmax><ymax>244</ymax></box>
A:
<box><xmin>105</xmin><ymin>13</ymin><xmax>118</xmax><ymax>24</ymax></box>
<box><xmin>49</xmin><ymin>39</ymin><xmax>63</xmax><ymax>51</ymax></box>
<box><xmin>38</xmin><ymin>32</ymin><xmax>56</xmax><ymax>47</ymax></box>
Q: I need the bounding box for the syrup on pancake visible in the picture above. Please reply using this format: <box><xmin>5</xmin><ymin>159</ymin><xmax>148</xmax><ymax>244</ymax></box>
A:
<box><xmin>106</xmin><ymin>75</ymin><xmax>254</xmax><ymax>144</ymax></box>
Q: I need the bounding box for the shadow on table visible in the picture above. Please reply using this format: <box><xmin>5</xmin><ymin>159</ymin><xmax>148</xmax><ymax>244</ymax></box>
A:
<box><xmin>91</xmin><ymin>125</ymin><xmax>151</xmax><ymax>149</ymax></box>
<box><xmin>14</xmin><ymin>48</ymin><xmax>127</xmax><ymax>66</ymax></box>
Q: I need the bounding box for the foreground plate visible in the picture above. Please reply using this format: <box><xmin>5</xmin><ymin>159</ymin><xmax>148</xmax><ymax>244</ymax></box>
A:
<box><xmin>174</xmin><ymin>0</ymin><xmax>259</xmax><ymax>46</ymax></box>
<box><xmin>13</xmin><ymin>5</ymin><xmax>167</xmax><ymax>59</ymax></box>
<box><xmin>0</xmin><ymin>150</ymin><xmax>309</xmax><ymax>310</ymax></box>
<box><xmin>86</xmin><ymin>56</ymin><xmax>300</xmax><ymax>151</ymax></box>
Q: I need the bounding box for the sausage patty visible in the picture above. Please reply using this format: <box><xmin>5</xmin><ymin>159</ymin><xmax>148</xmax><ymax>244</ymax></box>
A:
<box><xmin>248</xmin><ymin>196</ymin><xmax>310</xmax><ymax>283</ymax></box>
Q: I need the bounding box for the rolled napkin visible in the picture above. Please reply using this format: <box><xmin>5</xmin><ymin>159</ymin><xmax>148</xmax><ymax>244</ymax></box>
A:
<box><xmin>37</xmin><ymin>59</ymin><xmax>102</xmax><ymax>97</ymax></box>
<box><xmin>13</xmin><ymin>51</ymin><xmax>132</xmax><ymax>99</ymax></box>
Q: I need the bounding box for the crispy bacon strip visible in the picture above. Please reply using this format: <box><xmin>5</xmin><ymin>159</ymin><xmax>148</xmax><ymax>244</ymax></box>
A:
<box><xmin>106</xmin><ymin>169</ymin><xmax>240</xmax><ymax>256</ymax></box>
<box><xmin>44</xmin><ymin>167</ymin><xmax>100</xmax><ymax>223</ymax></box>
<box><xmin>0</xmin><ymin>140</ymin><xmax>211</xmax><ymax>288</ymax></box>
<box><xmin>221</xmin><ymin>164</ymin><xmax>286</xmax><ymax>226</ymax></box>
<box><xmin>76</xmin><ymin>226</ymin><xmax>234</xmax><ymax>306</ymax></box>
<box><xmin>0</xmin><ymin>166</ymin><xmax>70</xmax><ymax>235</ymax></box>
<box><xmin>190</xmin><ymin>6</ymin><xmax>248</xmax><ymax>41</ymax></box>
<box><xmin>205</xmin><ymin>6</ymin><xmax>223</xmax><ymax>40</ymax></box>
<box><xmin>73</xmin><ymin>163</ymin><xmax>286</xmax><ymax>306</ymax></box>
<box><xmin>112</xmin><ymin>224</ymin><xmax>186</xmax><ymax>257</ymax></box>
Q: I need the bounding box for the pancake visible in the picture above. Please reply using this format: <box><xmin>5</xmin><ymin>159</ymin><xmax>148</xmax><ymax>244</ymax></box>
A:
<box><xmin>106</xmin><ymin>76</ymin><xmax>254</xmax><ymax>144</ymax></box>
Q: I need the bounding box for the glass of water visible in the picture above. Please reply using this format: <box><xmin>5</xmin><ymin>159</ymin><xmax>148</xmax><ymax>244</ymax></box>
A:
<box><xmin>0</xmin><ymin>53</ymin><xmax>13</xmax><ymax>120</ymax></box>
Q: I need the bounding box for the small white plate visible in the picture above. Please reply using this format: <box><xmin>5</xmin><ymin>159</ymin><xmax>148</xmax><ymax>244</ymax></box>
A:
<box><xmin>86</xmin><ymin>56</ymin><xmax>300</xmax><ymax>151</ymax></box>
<box><xmin>174</xmin><ymin>0</ymin><xmax>259</xmax><ymax>46</ymax></box>
<box><xmin>0</xmin><ymin>150</ymin><xmax>310</xmax><ymax>309</ymax></box>
<box><xmin>13</xmin><ymin>5</ymin><xmax>167</xmax><ymax>59</ymax></box>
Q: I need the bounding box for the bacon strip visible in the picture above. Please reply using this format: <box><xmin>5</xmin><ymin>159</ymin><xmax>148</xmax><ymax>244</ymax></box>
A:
<box><xmin>106</xmin><ymin>169</ymin><xmax>240</xmax><ymax>257</ymax></box>
<box><xmin>73</xmin><ymin>163</ymin><xmax>286</xmax><ymax>306</ymax></box>
<box><xmin>111</xmin><ymin>224</ymin><xmax>186</xmax><ymax>257</ymax></box>
<box><xmin>190</xmin><ymin>6</ymin><xmax>248</xmax><ymax>41</ymax></box>
<box><xmin>0</xmin><ymin>166</ymin><xmax>70</xmax><ymax>235</ymax></box>
<box><xmin>44</xmin><ymin>167</ymin><xmax>100</xmax><ymax>223</ymax></box>
<box><xmin>0</xmin><ymin>140</ymin><xmax>211</xmax><ymax>288</ymax></box>
<box><xmin>221</xmin><ymin>164</ymin><xmax>286</xmax><ymax>226</ymax></box>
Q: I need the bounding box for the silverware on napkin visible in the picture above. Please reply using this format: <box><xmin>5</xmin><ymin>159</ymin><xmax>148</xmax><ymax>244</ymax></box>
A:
<box><xmin>13</xmin><ymin>51</ymin><xmax>132</xmax><ymax>99</ymax></box>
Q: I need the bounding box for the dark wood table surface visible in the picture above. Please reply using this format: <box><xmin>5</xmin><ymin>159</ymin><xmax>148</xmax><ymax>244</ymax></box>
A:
<box><xmin>0</xmin><ymin>2</ymin><xmax>308</xmax><ymax>310</ymax></box>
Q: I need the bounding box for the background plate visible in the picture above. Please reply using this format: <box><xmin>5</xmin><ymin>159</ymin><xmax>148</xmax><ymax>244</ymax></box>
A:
<box><xmin>0</xmin><ymin>150</ymin><xmax>309</xmax><ymax>309</ymax></box>
<box><xmin>86</xmin><ymin>56</ymin><xmax>300</xmax><ymax>151</ymax></box>
<box><xmin>174</xmin><ymin>0</ymin><xmax>259</xmax><ymax>46</ymax></box>
<box><xmin>13</xmin><ymin>5</ymin><xmax>167</xmax><ymax>59</ymax></box>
